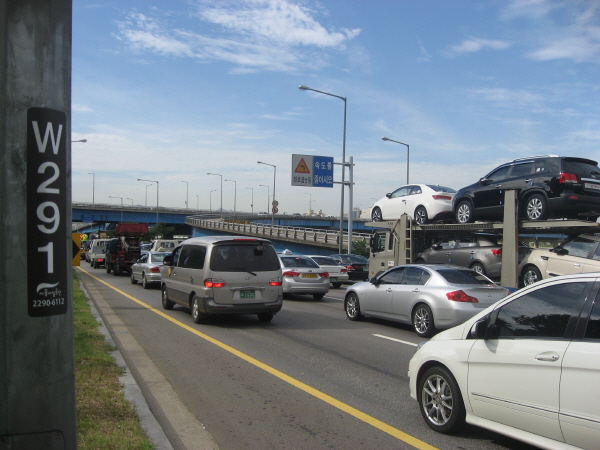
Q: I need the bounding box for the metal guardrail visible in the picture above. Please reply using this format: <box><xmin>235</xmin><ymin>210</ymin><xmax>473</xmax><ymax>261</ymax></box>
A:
<box><xmin>185</xmin><ymin>216</ymin><xmax>371</xmax><ymax>248</ymax></box>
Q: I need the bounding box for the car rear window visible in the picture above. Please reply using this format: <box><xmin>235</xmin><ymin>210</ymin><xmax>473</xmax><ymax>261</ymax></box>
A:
<box><xmin>561</xmin><ymin>158</ymin><xmax>600</xmax><ymax>177</ymax></box>
<box><xmin>311</xmin><ymin>257</ymin><xmax>338</xmax><ymax>266</ymax></box>
<box><xmin>150</xmin><ymin>253</ymin><xmax>168</xmax><ymax>263</ymax></box>
<box><xmin>280</xmin><ymin>256</ymin><xmax>320</xmax><ymax>268</ymax></box>
<box><xmin>210</xmin><ymin>243</ymin><xmax>280</xmax><ymax>272</ymax></box>
<box><xmin>436</xmin><ymin>269</ymin><xmax>492</xmax><ymax>285</ymax></box>
<box><xmin>426</xmin><ymin>185</ymin><xmax>457</xmax><ymax>193</ymax></box>
<box><xmin>346</xmin><ymin>255</ymin><xmax>368</xmax><ymax>264</ymax></box>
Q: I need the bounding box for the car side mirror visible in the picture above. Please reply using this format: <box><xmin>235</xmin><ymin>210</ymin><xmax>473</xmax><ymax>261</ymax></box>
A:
<box><xmin>469</xmin><ymin>319</ymin><xmax>488</xmax><ymax>339</ymax></box>
<box><xmin>432</xmin><ymin>244</ymin><xmax>442</xmax><ymax>251</ymax></box>
<box><xmin>479</xmin><ymin>177</ymin><xmax>492</xmax><ymax>186</ymax></box>
<box><xmin>552</xmin><ymin>247</ymin><xmax>567</xmax><ymax>255</ymax></box>
<box><xmin>385</xmin><ymin>193</ymin><xmax>392</xmax><ymax>199</ymax></box>
<box><xmin>163</xmin><ymin>255</ymin><xmax>173</xmax><ymax>266</ymax></box>
<box><xmin>370</xmin><ymin>277</ymin><xmax>379</xmax><ymax>285</ymax></box>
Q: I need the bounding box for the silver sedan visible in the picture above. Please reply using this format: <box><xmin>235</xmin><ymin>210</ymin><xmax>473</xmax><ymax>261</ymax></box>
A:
<box><xmin>305</xmin><ymin>255</ymin><xmax>349</xmax><ymax>288</ymax></box>
<box><xmin>130</xmin><ymin>251</ymin><xmax>170</xmax><ymax>289</ymax></box>
<box><xmin>279</xmin><ymin>255</ymin><xmax>330</xmax><ymax>300</ymax></box>
<box><xmin>344</xmin><ymin>264</ymin><xmax>509</xmax><ymax>337</ymax></box>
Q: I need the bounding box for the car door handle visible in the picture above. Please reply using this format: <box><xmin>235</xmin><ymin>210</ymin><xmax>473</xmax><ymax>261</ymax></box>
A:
<box><xmin>524</xmin><ymin>179</ymin><xmax>532</xmax><ymax>183</ymax></box>
<box><xmin>446</xmin><ymin>252</ymin><xmax>451</xmax><ymax>256</ymax></box>
<box><xmin>574</xmin><ymin>264</ymin><xmax>581</xmax><ymax>267</ymax></box>
<box><xmin>412</xmin><ymin>288</ymin><xmax>420</xmax><ymax>293</ymax></box>
<box><xmin>495</xmin><ymin>184</ymin><xmax>503</xmax><ymax>188</ymax></box>
<box><xmin>535</xmin><ymin>352</ymin><xmax>560</xmax><ymax>362</ymax></box>
<box><xmin>386</xmin><ymin>288</ymin><xmax>393</xmax><ymax>293</ymax></box>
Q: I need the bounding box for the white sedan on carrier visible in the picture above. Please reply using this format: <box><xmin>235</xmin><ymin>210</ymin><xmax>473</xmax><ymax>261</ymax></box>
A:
<box><xmin>371</xmin><ymin>184</ymin><xmax>456</xmax><ymax>225</ymax></box>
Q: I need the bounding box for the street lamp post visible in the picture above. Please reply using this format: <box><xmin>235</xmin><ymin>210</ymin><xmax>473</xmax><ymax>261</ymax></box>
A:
<box><xmin>225</xmin><ymin>179</ymin><xmax>237</xmax><ymax>217</ymax></box>
<box><xmin>196</xmin><ymin>194</ymin><xmax>199</xmax><ymax>211</ymax></box>
<box><xmin>299</xmin><ymin>85</ymin><xmax>348</xmax><ymax>253</ymax></box>
<box><xmin>137</xmin><ymin>179</ymin><xmax>159</xmax><ymax>226</ymax></box>
<box><xmin>207</xmin><ymin>173</ymin><xmax>223</xmax><ymax>217</ymax></box>
<box><xmin>382</xmin><ymin>137</ymin><xmax>410</xmax><ymax>184</ymax></box>
<box><xmin>259</xmin><ymin>185</ymin><xmax>270</xmax><ymax>214</ymax></box>
<box><xmin>145</xmin><ymin>184</ymin><xmax>152</xmax><ymax>207</ymax></box>
<box><xmin>181</xmin><ymin>180</ymin><xmax>189</xmax><ymax>209</ymax></box>
<box><xmin>246</xmin><ymin>187</ymin><xmax>254</xmax><ymax>214</ymax></box>
<box><xmin>209</xmin><ymin>189</ymin><xmax>217</xmax><ymax>213</ymax></box>
<box><xmin>305</xmin><ymin>192</ymin><xmax>314</xmax><ymax>215</ymax></box>
<box><xmin>126</xmin><ymin>198</ymin><xmax>134</xmax><ymax>206</ymax></box>
<box><xmin>109</xmin><ymin>196</ymin><xmax>123</xmax><ymax>223</ymax></box>
<box><xmin>257</xmin><ymin>161</ymin><xmax>276</xmax><ymax>226</ymax></box>
<box><xmin>71</xmin><ymin>139</ymin><xmax>87</xmax><ymax>143</ymax></box>
<box><xmin>88</xmin><ymin>172</ymin><xmax>95</xmax><ymax>204</ymax></box>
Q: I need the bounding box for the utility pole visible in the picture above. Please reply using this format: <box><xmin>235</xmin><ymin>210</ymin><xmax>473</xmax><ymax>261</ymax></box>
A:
<box><xmin>1</xmin><ymin>1</ymin><xmax>77</xmax><ymax>448</ymax></box>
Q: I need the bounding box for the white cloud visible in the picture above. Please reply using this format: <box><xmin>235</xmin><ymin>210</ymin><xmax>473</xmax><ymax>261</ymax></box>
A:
<box><xmin>469</xmin><ymin>87</ymin><xmax>543</xmax><ymax>107</ymax></box>
<box><xmin>72</xmin><ymin>104</ymin><xmax>94</xmax><ymax>113</ymax></box>
<box><xmin>445</xmin><ymin>37</ymin><xmax>510</xmax><ymax>57</ymax></box>
<box><xmin>116</xmin><ymin>0</ymin><xmax>361</xmax><ymax>73</ymax></box>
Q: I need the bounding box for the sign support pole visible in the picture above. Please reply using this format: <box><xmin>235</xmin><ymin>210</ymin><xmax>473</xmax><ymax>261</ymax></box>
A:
<box><xmin>0</xmin><ymin>1</ymin><xmax>77</xmax><ymax>448</ymax></box>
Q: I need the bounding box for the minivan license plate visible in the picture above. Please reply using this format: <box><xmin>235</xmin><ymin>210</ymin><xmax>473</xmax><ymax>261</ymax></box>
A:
<box><xmin>240</xmin><ymin>290</ymin><xmax>255</xmax><ymax>299</ymax></box>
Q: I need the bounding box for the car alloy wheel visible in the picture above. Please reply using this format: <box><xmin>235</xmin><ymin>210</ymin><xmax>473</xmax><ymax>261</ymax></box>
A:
<box><xmin>413</xmin><ymin>304</ymin><xmax>435</xmax><ymax>337</ymax></box>
<box><xmin>419</xmin><ymin>366</ymin><xmax>465</xmax><ymax>433</ymax></box>
<box><xmin>414</xmin><ymin>206</ymin><xmax>428</xmax><ymax>225</ymax></box>
<box><xmin>522</xmin><ymin>266</ymin><xmax>542</xmax><ymax>286</ymax></box>
<box><xmin>345</xmin><ymin>293</ymin><xmax>364</xmax><ymax>321</ymax></box>
<box><xmin>371</xmin><ymin>207</ymin><xmax>382</xmax><ymax>222</ymax></box>
<box><xmin>455</xmin><ymin>201</ymin><xmax>473</xmax><ymax>224</ymax></box>
<box><xmin>525</xmin><ymin>194</ymin><xmax>548</xmax><ymax>221</ymax></box>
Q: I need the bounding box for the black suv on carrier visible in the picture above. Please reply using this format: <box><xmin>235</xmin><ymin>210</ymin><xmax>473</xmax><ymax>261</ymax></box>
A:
<box><xmin>453</xmin><ymin>155</ymin><xmax>600</xmax><ymax>223</ymax></box>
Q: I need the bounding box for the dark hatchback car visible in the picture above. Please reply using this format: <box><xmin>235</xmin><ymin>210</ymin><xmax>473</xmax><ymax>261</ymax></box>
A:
<box><xmin>329</xmin><ymin>254</ymin><xmax>369</xmax><ymax>281</ymax></box>
<box><xmin>453</xmin><ymin>155</ymin><xmax>600</xmax><ymax>224</ymax></box>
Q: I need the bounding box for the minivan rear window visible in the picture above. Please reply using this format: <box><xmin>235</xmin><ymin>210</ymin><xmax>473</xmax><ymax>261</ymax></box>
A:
<box><xmin>210</xmin><ymin>243</ymin><xmax>280</xmax><ymax>272</ymax></box>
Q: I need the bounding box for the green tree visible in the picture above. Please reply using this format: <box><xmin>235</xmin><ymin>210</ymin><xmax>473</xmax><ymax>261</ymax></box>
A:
<box><xmin>351</xmin><ymin>239</ymin><xmax>370</xmax><ymax>258</ymax></box>
<box><xmin>144</xmin><ymin>223</ymin><xmax>175</xmax><ymax>241</ymax></box>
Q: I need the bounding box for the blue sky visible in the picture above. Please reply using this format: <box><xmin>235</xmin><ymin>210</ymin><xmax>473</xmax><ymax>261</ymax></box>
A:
<box><xmin>72</xmin><ymin>0</ymin><xmax>600</xmax><ymax>217</ymax></box>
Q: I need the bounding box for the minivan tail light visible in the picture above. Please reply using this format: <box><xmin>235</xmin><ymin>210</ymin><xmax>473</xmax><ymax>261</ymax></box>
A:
<box><xmin>446</xmin><ymin>290</ymin><xmax>478</xmax><ymax>303</ymax></box>
<box><xmin>559</xmin><ymin>172</ymin><xmax>578</xmax><ymax>183</ymax></box>
<box><xmin>269</xmin><ymin>277</ymin><xmax>282</xmax><ymax>286</ymax></box>
<box><xmin>204</xmin><ymin>278</ymin><xmax>226</xmax><ymax>288</ymax></box>
<box><xmin>150</xmin><ymin>267</ymin><xmax>160</xmax><ymax>273</ymax></box>
<box><xmin>432</xmin><ymin>195</ymin><xmax>452</xmax><ymax>200</ymax></box>
<box><xmin>491</xmin><ymin>249</ymin><xmax>502</xmax><ymax>256</ymax></box>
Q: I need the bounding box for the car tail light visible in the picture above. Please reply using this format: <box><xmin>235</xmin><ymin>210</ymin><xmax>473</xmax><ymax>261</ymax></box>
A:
<box><xmin>559</xmin><ymin>172</ymin><xmax>578</xmax><ymax>183</ymax></box>
<box><xmin>319</xmin><ymin>272</ymin><xmax>329</xmax><ymax>278</ymax></box>
<box><xmin>432</xmin><ymin>194</ymin><xmax>452</xmax><ymax>200</ymax></box>
<box><xmin>567</xmin><ymin>195</ymin><xmax>579</xmax><ymax>200</ymax></box>
<box><xmin>95</xmin><ymin>258</ymin><xmax>103</xmax><ymax>262</ymax></box>
<box><xmin>491</xmin><ymin>249</ymin><xmax>502</xmax><ymax>256</ymax></box>
<box><xmin>282</xmin><ymin>270</ymin><xmax>301</xmax><ymax>277</ymax></box>
<box><xmin>340</xmin><ymin>268</ymin><xmax>348</xmax><ymax>273</ymax></box>
<box><xmin>446</xmin><ymin>290</ymin><xmax>478</xmax><ymax>303</ymax></box>
<box><xmin>204</xmin><ymin>278</ymin><xmax>226</xmax><ymax>288</ymax></box>
<box><xmin>269</xmin><ymin>277</ymin><xmax>282</xmax><ymax>286</ymax></box>
<box><xmin>150</xmin><ymin>267</ymin><xmax>160</xmax><ymax>273</ymax></box>
<box><xmin>347</xmin><ymin>265</ymin><xmax>354</xmax><ymax>270</ymax></box>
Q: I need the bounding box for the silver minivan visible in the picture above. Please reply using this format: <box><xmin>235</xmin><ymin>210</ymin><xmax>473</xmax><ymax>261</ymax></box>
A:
<box><xmin>161</xmin><ymin>236</ymin><xmax>283</xmax><ymax>323</ymax></box>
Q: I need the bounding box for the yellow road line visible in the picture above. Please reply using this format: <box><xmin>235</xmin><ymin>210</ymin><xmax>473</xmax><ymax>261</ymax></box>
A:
<box><xmin>76</xmin><ymin>266</ymin><xmax>438</xmax><ymax>450</ymax></box>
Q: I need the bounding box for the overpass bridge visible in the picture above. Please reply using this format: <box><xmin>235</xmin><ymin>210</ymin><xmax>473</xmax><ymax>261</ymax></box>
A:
<box><xmin>72</xmin><ymin>202</ymin><xmax>375</xmax><ymax>253</ymax></box>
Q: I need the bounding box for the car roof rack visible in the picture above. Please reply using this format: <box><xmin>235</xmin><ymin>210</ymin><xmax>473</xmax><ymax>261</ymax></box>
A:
<box><xmin>511</xmin><ymin>155</ymin><xmax>559</xmax><ymax>162</ymax></box>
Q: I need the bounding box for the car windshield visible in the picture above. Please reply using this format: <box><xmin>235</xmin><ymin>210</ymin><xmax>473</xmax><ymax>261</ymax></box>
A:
<box><xmin>210</xmin><ymin>243</ymin><xmax>280</xmax><ymax>271</ymax></box>
<box><xmin>280</xmin><ymin>256</ymin><xmax>319</xmax><ymax>268</ymax></box>
<box><xmin>310</xmin><ymin>257</ymin><xmax>338</xmax><ymax>266</ymax></box>
<box><xmin>426</xmin><ymin>185</ymin><xmax>456</xmax><ymax>193</ymax></box>
<box><xmin>436</xmin><ymin>269</ymin><xmax>492</xmax><ymax>285</ymax></box>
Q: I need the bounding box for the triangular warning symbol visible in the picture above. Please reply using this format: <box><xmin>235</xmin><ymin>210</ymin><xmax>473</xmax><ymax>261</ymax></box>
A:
<box><xmin>294</xmin><ymin>158</ymin><xmax>311</xmax><ymax>174</ymax></box>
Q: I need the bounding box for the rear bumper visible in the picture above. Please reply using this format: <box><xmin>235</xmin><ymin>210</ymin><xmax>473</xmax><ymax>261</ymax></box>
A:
<box><xmin>202</xmin><ymin>298</ymin><xmax>283</xmax><ymax>315</ymax></box>
<box><xmin>547</xmin><ymin>193</ymin><xmax>600</xmax><ymax>218</ymax></box>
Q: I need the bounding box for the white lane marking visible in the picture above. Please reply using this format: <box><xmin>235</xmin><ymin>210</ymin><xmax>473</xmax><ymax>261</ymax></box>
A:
<box><xmin>373</xmin><ymin>334</ymin><xmax>418</xmax><ymax>347</ymax></box>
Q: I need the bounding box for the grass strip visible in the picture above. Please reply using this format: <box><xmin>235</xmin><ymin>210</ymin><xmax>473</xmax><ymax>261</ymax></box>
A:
<box><xmin>73</xmin><ymin>269</ymin><xmax>154</xmax><ymax>450</ymax></box>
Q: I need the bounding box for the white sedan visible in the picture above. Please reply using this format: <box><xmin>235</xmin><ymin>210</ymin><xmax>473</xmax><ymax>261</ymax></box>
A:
<box><xmin>370</xmin><ymin>184</ymin><xmax>456</xmax><ymax>225</ymax></box>
<box><xmin>408</xmin><ymin>273</ymin><xmax>600</xmax><ymax>450</ymax></box>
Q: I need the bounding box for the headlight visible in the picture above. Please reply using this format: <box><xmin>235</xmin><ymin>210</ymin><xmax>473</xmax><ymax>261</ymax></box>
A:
<box><xmin>414</xmin><ymin>341</ymin><xmax>428</xmax><ymax>353</ymax></box>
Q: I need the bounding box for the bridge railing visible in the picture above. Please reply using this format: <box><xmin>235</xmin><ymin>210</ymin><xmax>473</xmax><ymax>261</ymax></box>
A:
<box><xmin>185</xmin><ymin>217</ymin><xmax>372</xmax><ymax>248</ymax></box>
